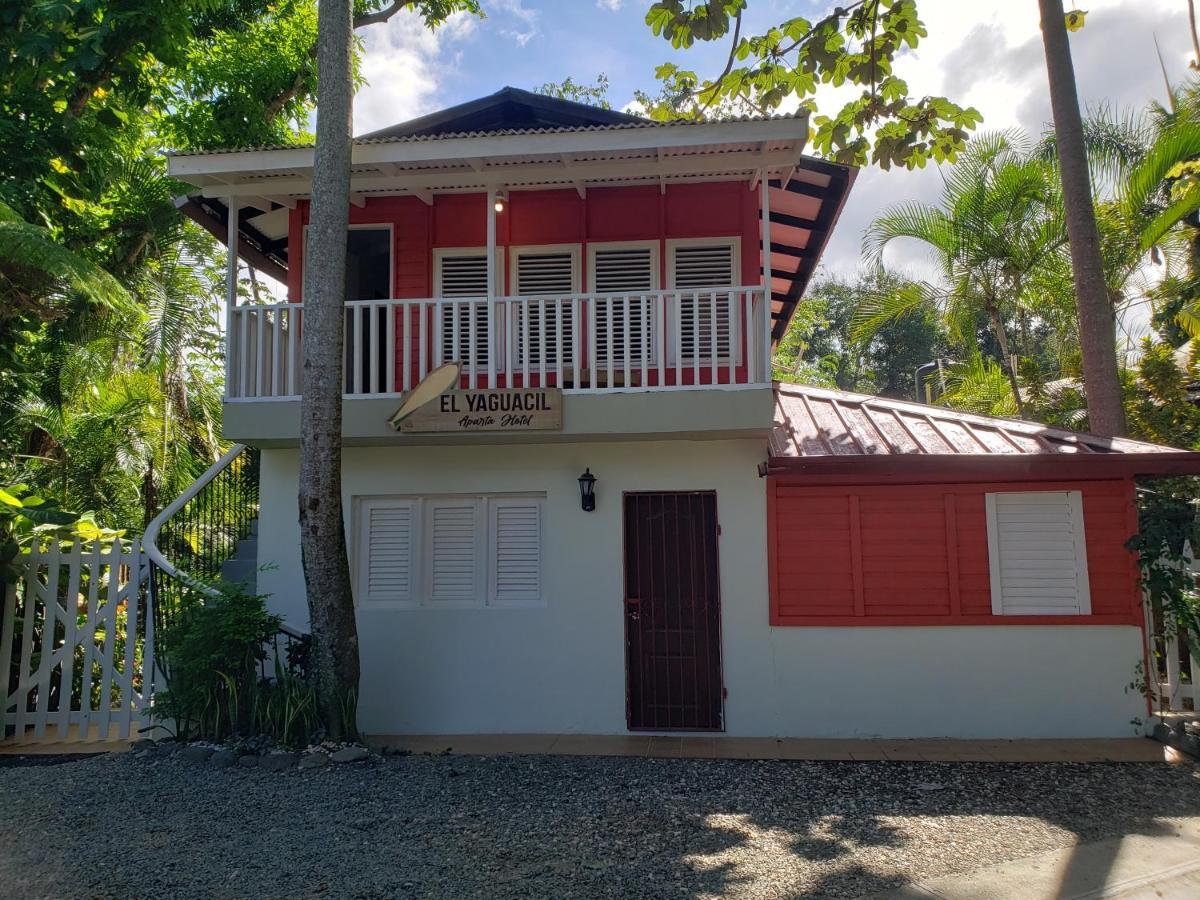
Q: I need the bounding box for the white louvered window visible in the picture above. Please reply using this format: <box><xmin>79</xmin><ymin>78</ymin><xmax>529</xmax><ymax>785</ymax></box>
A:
<box><xmin>356</xmin><ymin>500</ymin><xmax>415</xmax><ymax>604</ymax></box>
<box><xmin>435</xmin><ymin>250</ymin><xmax>501</xmax><ymax>370</ymax></box>
<box><xmin>590</xmin><ymin>242</ymin><xmax>658</xmax><ymax>367</ymax></box>
<box><xmin>667</xmin><ymin>239</ymin><xmax>739</xmax><ymax>364</ymax></box>
<box><xmin>985</xmin><ymin>491</ymin><xmax>1092</xmax><ymax>616</ymax></box>
<box><xmin>425</xmin><ymin>500</ymin><xmax>482</xmax><ymax>605</ymax></box>
<box><xmin>355</xmin><ymin>495</ymin><xmax>544</xmax><ymax>608</ymax></box>
<box><xmin>489</xmin><ymin>498</ymin><xmax>543</xmax><ymax>606</ymax></box>
<box><xmin>511</xmin><ymin>246</ymin><xmax>578</xmax><ymax>368</ymax></box>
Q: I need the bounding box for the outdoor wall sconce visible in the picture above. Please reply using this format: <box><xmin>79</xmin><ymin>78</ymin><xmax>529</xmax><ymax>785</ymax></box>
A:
<box><xmin>578</xmin><ymin>468</ymin><xmax>596</xmax><ymax>512</ymax></box>
<box><xmin>493</xmin><ymin>189</ymin><xmax>506</xmax><ymax>213</ymax></box>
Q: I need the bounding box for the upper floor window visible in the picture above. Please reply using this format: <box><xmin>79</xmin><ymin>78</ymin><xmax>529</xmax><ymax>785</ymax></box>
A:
<box><xmin>434</xmin><ymin>248</ymin><xmax>503</xmax><ymax>369</ymax></box>
<box><xmin>344</xmin><ymin>226</ymin><xmax>392</xmax><ymax>300</ymax></box>
<box><xmin>667</xmin><ymin>238</ymin><xmax>740</xmax><ymax>364</ymax></box>
<box><xmin>589</xmin><ymin>241</ymin><xmax>660</xmax><ymax>368</ymax></box>
<box><xmin>510</xmin><ymin>244</ymin><xmax>580</xmax><ymax>368</ymax></box>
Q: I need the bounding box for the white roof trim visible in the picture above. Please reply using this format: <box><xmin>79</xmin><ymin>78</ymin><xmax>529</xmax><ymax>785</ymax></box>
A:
<box><xmin>195</xmin><ymin>146</ymin><xmax>806</xmax><ymax>200</ymax></box>
<box><xmin>168</xmin><ymin>115</ymin><xmax>810</xmax><ymax>180</ymax></box>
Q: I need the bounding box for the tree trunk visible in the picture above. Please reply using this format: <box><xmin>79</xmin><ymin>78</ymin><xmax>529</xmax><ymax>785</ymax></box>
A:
<box><xmin>298</xmin><ymin>0</ymin><xmax>360</xmax><ymax>739</ymax></box>
<box><xmin>986</xmin><ymin>301</ymin><xmax>1026</xmax><ymax>417</ymax></box>
<box><xmin>1038</xmin><ymin>0</ymin><xmax>1126</xmax><ymax>436</ymax></box>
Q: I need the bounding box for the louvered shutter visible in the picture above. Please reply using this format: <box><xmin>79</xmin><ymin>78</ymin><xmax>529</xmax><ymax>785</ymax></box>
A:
<box><xmin>986</xmin><ymin>491</ymin><xmax>1092</xmax><ymax>615</ymax></box>
<box><xmin>514</xmin><ymin>249</ymin><xmax>576</xmax><ymax>367</ymax></box>
<box><xmin>358</xmin><ymin>500</ymin><xmax>415</xmax><ymax>603</ymax></box>
<box><xmin>425</xmin><ymin>500</ymin><xmax>482</xmax><ymax>604</ymax></box>
<box><xmin>670</xmin><ymin>242</ymin><xmax>737</xmax><ymax>363</ymax></box>
<box><xmin>489</xmin><ymin>498</ymin><xmax>542</xmax><ymax>605</ymax></box>
<box><xmin>592</xmin><ymin>244</ymin><xmax>656</xmax><ymax>367</ymax></box>
<box><xmin>436</xmin><ymin>253</ymin><xmax>492</xmax><ymax>368</ymax></box>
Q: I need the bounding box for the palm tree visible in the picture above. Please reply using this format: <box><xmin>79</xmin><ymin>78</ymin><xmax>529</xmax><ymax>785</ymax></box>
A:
<box><xmin>1039</xmin><ymin>0</ymin><xmax>1126</xmax><ymax>437</ymax></box>
<box><xmin>859</xmin><ymin>132</ymin><xmax>1068</xmax><ymax>416</ymax></box>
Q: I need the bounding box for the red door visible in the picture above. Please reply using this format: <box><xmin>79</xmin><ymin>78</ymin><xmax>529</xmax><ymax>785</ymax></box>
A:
<box><xmin>623</xmin><ymin>492</ymin><xmax>724</xmax><ymax>731</ymax></box>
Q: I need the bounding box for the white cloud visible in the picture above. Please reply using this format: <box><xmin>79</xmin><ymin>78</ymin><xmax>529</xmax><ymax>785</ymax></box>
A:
<box><xmin>596</xmin><ymin>0</ymin><xmax>623</xmax><ymax>10</ymax></box>
<box><xmin>817</xmin><ymin>0</ymin><xmax>1191</xmax><ymax>278</ymax></box>
<box><xmin>353</xmin><ymin>9</ymin><xmax>477</xmax><ymax>135</ymax></box>
<box><xmin>489</xmin><ymin>0</ymin><xmax>540</xmax><ymax>47</ymax></box>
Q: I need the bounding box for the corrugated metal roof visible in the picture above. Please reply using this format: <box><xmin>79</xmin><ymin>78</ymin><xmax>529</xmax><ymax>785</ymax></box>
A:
<box><xmin>166</xmin><ymin>111</ymin><xmax>808</xmax><ymax>158</ymax></box>
<box><xmin>770</xmin><ymin>383</ymin><xmax>1182</xmax><ymax>459</ymax></box>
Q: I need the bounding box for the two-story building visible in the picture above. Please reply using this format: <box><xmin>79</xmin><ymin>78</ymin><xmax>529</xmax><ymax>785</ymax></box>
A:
<box><xmin>168</xmin><ymin>88</ymin><xmax>1200</xmax><ymax>740</ymax></box>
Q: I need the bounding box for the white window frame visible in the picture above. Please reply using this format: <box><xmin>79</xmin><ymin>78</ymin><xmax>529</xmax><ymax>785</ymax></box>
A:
<box><xmin>352</xmin><ymin>493</ymin><xmax>546</xmax><ymax>610</ymax></box>
<box><xmin>354</xmin><ymin>497</ymin><xmax>419</xmax><ymax>609</ymax></box>
<box><xmin>508</xmin><ymin>243</ymin><xmax>582</xmax><ymax>295</ymax></box>
<box><xmin>985</xmin><ymin>490</ymin><xmax>1092</xmax><ymax>616</ymax></box>
<box><xmin>588</xmin><ymin>240</ymin><xmax>661</xmax><ymax>368</ymax></box>
<box><xmin>487</xmin><ymin>495</ymin><xmax>545</xmax><ymax>608</ymax></box>
<box><xmin>664</xmin><ymin>236</ymin><xmax>743</xmax><ymax>367</ymax></box>
<box><xmin>422</xmin><ymin>497</ymin><xmax>487</xmax><ymax>608</ymax></box>
<box><xmin>508</xmin><ymin>243</ymin><xmax>581</xmax><ymax>370</ymax></box>
<box><xmin>433</xmin><ymin>247</ymin><xmax>506</xmax><ymax>372</ymax></box>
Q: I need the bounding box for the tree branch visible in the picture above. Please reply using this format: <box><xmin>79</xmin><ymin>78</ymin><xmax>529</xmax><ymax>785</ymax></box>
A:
<box><xmin>353</xmin><ymin>0</ymin><xmax>413</xmax><ymax>29</ymax></box>
<box><xmin>699</xmin><ymin>10</ymin><xmax>742</xmax><ymax>113</ymax></box>
<box><xmin>265</xmin><ymin>67</ymin><xmax>310</xmax><ymax>123</ymax></box>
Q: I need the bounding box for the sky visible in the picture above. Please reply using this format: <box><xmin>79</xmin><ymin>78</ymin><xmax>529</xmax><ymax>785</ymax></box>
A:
<box><xmin>353</xmin><ymin>0</ymin><xmax>1198</xmax><ymax>340</ymax></box>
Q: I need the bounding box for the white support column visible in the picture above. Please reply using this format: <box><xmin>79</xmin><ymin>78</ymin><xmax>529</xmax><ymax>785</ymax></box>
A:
<box><xmin>225</xmin><ymin>201</ymin><xmax>239</xmax><ymax>395</ymax></box>
<box><xmin>486</xmin><ymin>188</ymin><xmax>498</xmax><ymax>388</ymax></box>
<box><xmin>759</xmin><ymin>172</ymin><xmax>772</xmax><ymax>383</ymax></box>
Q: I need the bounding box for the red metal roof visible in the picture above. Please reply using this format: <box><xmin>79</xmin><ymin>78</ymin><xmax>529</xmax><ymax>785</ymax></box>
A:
<box><xmin>769</xmin><ymin>383</ymin><xmax>1200</xmax><ymax>478</ymax></box>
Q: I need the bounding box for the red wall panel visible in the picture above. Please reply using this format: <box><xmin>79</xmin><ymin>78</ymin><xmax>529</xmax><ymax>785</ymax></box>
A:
<box><xmin>768</xmin><ymin>478</ymin><xmax>1142</xmax><ymax>626</ymax></box>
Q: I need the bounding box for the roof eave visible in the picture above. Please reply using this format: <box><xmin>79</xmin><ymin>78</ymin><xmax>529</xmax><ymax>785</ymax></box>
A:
<box><xmin>166</xmin><ymin>114</ymin><xmax>812</xmax><ymax>181</ymax></box>
<box><xmin>764</xmin><ymin>452</ymin><xmax>1200</xmax><ymax>482</ymax></box>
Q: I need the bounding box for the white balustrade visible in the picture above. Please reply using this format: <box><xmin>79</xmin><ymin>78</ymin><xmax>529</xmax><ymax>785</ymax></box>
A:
<box><xmin>225</xmin><ymin>287</ymin><xmax>770</xmax><ymax>399</ymax></box>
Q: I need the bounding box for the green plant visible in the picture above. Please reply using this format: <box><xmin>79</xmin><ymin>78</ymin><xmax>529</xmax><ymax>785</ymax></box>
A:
<box><xmin>0</xmin><ymin>484</ymin><xmax>121</xmax><ymax>583</ymax></box>
<box><xmin>151</xmin><ymin>580</ymin><xmax>321</xmax><ymax>745</ymax></box>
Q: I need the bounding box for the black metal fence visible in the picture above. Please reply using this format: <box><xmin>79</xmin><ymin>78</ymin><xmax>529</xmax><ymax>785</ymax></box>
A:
<box><xmin>149</xmin><ymin>446</ymin><xmax>261</xmax><ymax>640</ymax></box>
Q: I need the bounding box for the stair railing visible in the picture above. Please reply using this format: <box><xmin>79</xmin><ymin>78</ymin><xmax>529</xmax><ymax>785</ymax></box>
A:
<box><xmin>144</xmin><ymin>445</ymin><xmax>307</xmax><ymax>680</ymax></box>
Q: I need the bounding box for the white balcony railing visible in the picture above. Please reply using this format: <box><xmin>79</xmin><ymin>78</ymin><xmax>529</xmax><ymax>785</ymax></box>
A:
<box><xmin>225</xmin><ymin>286</ymin><xmax>771</xmax><ymax>400</ymax></box>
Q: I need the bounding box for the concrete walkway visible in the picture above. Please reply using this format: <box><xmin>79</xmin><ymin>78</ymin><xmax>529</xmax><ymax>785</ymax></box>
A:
<box><xmin>367</xmin><ymin>733</ymin><xmax>1184</xmax><ymax>763</ymax></box>
<box><xmin>861</xmin><ymin>818</ymin><xmax>1200</xmax><ymax>899</ymax></box>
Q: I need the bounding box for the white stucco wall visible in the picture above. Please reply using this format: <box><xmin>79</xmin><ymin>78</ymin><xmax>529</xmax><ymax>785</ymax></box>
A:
<box><xmin>256</xmin><ymin>441</ymin><xmax>1146</xmax><ymax>739</ymax></box>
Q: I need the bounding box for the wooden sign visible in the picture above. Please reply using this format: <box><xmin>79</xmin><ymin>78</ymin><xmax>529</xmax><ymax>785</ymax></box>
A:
<box><xmin>398</xmin><ymin>387</ymin><xmax>563</xmax><ymax>433</ymax></box>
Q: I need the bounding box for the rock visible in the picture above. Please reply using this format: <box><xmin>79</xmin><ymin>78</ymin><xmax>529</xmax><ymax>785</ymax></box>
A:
<box><xmin>1183</xmin><ymin>720</ymin><xmax>1200</xmax><ymax>736</ymax></box>
<box><xmin>330</xmin><ymin>746</ymin><xmax>369</xmax><ymax>763</ymax></box>
<box><xmin>237</xmin><ymin>754</ymin><xmax>260</xmax><ymax>769</ymax></box>
<box><xmin>915</xmin><ymin>782</ymin><xmax>945</xmax><ymax>792</ymax></box>
<box><xmin>298</xmin><ymin>752</ymin><xmax>330</xmax><ymax>770</ymax></box>
<box><xmin>180</xmin><ymin>745</ymin><xmax>214</xmax><ymax>763</ymax></box>
<box><xmin>210</xmin><ymin>749</ymin><xmax>238</xmax><ymax>769</ymax></box>
<box><xmin>132</xmin><ymin>738</ymin><xmax>157</xmax><ymax>751</ymax></box>
<box><xmin>382</xmin><ymin>745</ymin><xmax>411</xmax><ymax>757</ymax></box>
<box><xmin>260</xmin><ymin>752</ymin><xmax>298</xmax><ymax>772</ymax></box>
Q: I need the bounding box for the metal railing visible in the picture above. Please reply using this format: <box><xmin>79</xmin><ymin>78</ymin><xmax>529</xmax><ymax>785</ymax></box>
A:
<box><xmin>225</xmin><ymin>286</ymin><xmax>772</xmax><ymax>400</ymax></box>
<box><xmin>144</xmin><ymin>446</ymin><xmax>307</xmax><ymax>678</ymax></box>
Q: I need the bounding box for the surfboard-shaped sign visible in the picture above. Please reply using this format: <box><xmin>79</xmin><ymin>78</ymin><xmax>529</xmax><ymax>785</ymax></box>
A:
<box><xmin>387</xmin><ymin>362</ymin><xmax>462</xmax><ymax>430</ymax></box>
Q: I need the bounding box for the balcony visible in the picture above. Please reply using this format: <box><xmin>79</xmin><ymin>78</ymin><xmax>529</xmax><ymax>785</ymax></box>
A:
<box><xmin>227</xmin><ymin>286</ymin><xmax>771</xmax><ymax>399</ymax></box>
<box><xmin>222</xmin><ymin>287</ymin><xmax>776</xmax><ymax>445</ymax></box>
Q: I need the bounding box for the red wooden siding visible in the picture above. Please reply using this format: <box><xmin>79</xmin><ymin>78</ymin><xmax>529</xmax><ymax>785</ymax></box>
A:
<box><xmin>285</xmin><ymin>184</ymin><xmax>762</xmax><ymax>390</ymax></box>
<box><xmin>767</xmin><ymin>478</ymin><xmax>1142</xmax><ymax>626</ymax></box>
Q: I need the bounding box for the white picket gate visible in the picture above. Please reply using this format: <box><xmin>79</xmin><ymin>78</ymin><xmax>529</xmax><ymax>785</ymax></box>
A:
<box><xmin>1</xmin><ymin>539</ymin><xmax>155</xmax><ymax>744</ymax></box>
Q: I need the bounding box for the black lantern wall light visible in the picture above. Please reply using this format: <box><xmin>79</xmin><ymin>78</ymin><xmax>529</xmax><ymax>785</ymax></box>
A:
<box><xmin>578</xmin><ymin>468</ymin><xmax>596</xmax><ymax>512</ymax></box>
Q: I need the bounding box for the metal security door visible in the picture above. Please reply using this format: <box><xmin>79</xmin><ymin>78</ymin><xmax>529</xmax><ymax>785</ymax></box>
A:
<box><xmin>623</xmin><ymin>492</ymin><xmax>723</xmax><ymax>731</ymax></box>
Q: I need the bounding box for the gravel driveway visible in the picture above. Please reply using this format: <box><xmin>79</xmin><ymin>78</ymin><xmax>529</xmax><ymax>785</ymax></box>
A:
<box><xmin>1</xmin><ymin>750</ymin><xmax>1198</xmax><ymax>899</ymax></box>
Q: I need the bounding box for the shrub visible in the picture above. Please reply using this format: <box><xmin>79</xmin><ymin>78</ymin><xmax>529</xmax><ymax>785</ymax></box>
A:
<box><xmin>151</xmin><ymin>581</ymin><xmax>318</xmax><ymax>747</ymax></box>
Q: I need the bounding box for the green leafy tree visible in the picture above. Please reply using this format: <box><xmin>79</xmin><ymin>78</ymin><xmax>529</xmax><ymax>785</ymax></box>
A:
<box><xmin>535</xmin><ymin>74</ymin><xmax>614</xmax><ymax>109</ymax></box>
<box><xmin>642</xmin><ymin>0</ymin><xmax>982</xmax><ymax>169</ymax></box>
<box><xmin>859</xmin><ymin>132</ymin><xmax>1069</xmax><ymax>415</ymax></box>
<box><xmin>773</xmin><ymin>270</ymin><xmax>946</xmax><ymax>399</ymax></box>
